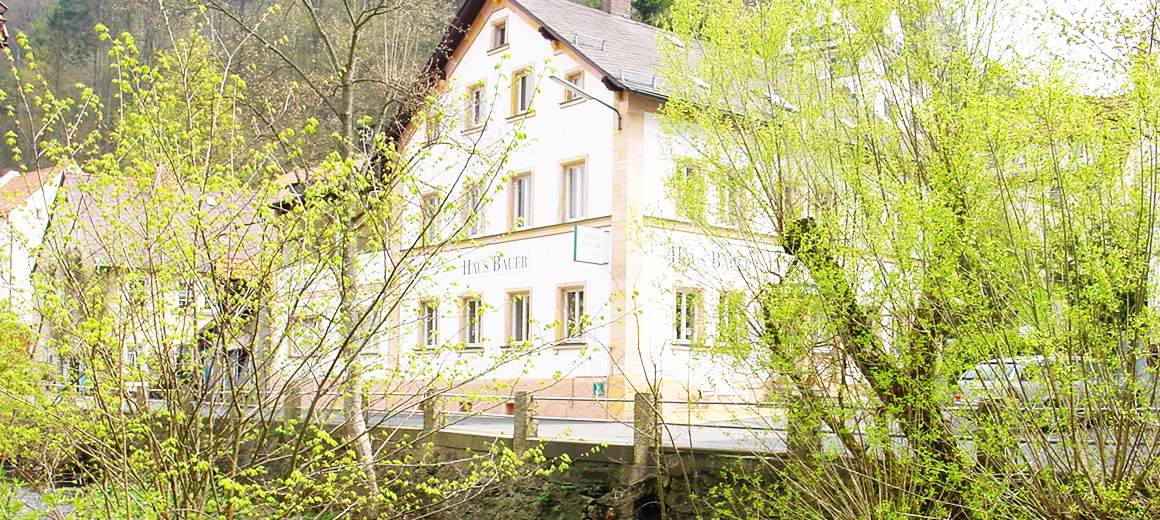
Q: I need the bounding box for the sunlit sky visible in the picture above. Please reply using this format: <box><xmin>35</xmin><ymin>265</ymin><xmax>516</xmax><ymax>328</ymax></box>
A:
<box><xmin>990</xmin><ymin>0</ymin><xmax>1147</xmax><ymax>94</ymax></box>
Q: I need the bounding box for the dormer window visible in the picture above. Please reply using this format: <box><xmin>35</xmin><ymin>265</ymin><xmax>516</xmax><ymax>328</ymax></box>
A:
<box><xmin>491</xmin><ymin>19</ymin><xmax>508</xmax><ymax>50</ymax></box>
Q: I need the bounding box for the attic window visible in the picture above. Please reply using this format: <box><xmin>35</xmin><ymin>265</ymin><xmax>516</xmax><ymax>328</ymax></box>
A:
<box><xmin>573</xmin><ymin>33</ymin><xmax>605</xmax><ymax>51</ymax></box>
<box><xmin>491</xmin><ymin>19</ymin><xmax>508</xmax><ymax>50</ymax></box>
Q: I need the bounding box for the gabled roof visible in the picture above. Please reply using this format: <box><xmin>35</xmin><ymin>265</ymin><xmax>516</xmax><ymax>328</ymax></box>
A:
<box><xmin>0</xmin><ymin>166</ymin><xmax>62</xmax><ymax>216</ymax></box>
<box><xmin>428</xmin><ymin>0</ymin><xmax>697</xmax><ymax>101</ymax></box>
<box><xmin>42</xmin><ymin>173</ymin><xmax>272</xmax><ymax>274</ymax></box>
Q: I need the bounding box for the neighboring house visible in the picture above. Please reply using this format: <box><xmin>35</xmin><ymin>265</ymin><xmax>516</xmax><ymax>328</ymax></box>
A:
<box><xmin>36</xmin><ymin>172</ymin><xmax>271</xmax><ymax>391</ymax></box>
<box><xmin>0</xmin><ymin>167</ymin><xmax>64</xmax><ymax>324</ymax></box>
<box><xmin>372</xmin><ymin>0</ymin><xmax>769</xmax><ymax>419</ymax></box>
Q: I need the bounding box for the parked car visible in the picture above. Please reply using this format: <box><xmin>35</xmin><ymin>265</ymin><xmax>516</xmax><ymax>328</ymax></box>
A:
<box><xmin>1120</xmin><ymin>356</ymin><xmax>1160</xmax><ymax>414</ymax></box>
<box><xmin>955</xmin><ymin>354</ymin><xmax>1158</xmax><ymax>419</ymax></box>
<box><xmin>954</xmin><ymin>356</ymin><xmax>1049</xmax><ymax>412</ymax></box>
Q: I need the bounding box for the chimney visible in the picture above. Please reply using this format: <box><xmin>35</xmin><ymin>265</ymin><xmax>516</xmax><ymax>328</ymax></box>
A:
<box><xmin>601</xmin><ymin>0</ymin><xmax>631</xmax><ymax>19</ymax></box>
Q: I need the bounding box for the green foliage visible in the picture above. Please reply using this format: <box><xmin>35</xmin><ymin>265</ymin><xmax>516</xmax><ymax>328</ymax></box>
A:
<box><xmin>662</xmin><ymin>0</ymin><xmax>1160</xmax><ymax>517</ymax></box>
<box><xmin>633</xmin><ymin>0</ymin><xmax>673</xmax><ymax>26</ymax></box>
<box><xmin>0</xmin><ymin>307</ymin><xmax>91</xmax><ymax>483</ymax></box>
<box><xmin>30</xmin><ymin>0</ymin><xmax>97</xmax><ymax>63</ymax></box>
<box><xmin>4</xmin><ymin>2</ymin><xmax>547</xmax><ymax>515</ymax></box>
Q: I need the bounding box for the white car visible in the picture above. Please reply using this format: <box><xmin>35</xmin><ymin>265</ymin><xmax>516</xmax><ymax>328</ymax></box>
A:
<box><xmin>954</xmin><ymin>356</ymin><xmax>1050</xmax><ymax>412</ymax></box>
<box><xmin>955</xmin><ymin>355</ymin><xmax>1146</xmax><ymax>417</ymax></box>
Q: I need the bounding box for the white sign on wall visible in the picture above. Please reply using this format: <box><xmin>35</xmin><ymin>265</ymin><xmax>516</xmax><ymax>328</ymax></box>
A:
<box><xmin>573</xmin><ymin>225</ymin><xmax>610</xmax><ymax>265</ymax></box>
<box><xmin>458</xmin><ymin>249</ymin><xmax>531</xmax><ymax>277</ymax></box>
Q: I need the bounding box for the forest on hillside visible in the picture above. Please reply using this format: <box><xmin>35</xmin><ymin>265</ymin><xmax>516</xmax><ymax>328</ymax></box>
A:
<box><xmin>1</xmin><ymin>0</ymin><xmax>672</xmax><ymax>176</ymax></box>
<box><xmin>1</xmin><ymin>0</ymin><xmax>458</xmax><ymax>174</ymax></box>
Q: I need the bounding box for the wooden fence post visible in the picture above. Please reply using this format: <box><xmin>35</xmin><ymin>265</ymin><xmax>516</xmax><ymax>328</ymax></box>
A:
<box><xmin>423</xmin><ymin>389</ymin><xmax>445</xmax><ymax>433</ymax></box>
<box><xmin>283</xmin><ymin>384</ymin><xmax>301</xmax><ymax>422</ymax></box>
<box><xmin>513</xmin><ymin>391</ymin><xmax>538</xmax><ymax>454</ymax></box>
<box><xmin>632</xmin><ymin>392</ymin><xmax>660</xmax><ymax>483</ymax></box>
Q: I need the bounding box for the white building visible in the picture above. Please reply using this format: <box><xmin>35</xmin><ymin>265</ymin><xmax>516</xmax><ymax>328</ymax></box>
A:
<box><xmin>36</xmin><ymin>172</ymin><xmax>270</xmax><ymax>390</ymax></box>
<box><xmin>372</xmin><ymin>0</ymin><xmax>769</xmax><ymax>420</ymax></box>
<box><xmin>0</xmin><ymin>167</ymin><xmax>63</xmax><ymax>324</ymax></box>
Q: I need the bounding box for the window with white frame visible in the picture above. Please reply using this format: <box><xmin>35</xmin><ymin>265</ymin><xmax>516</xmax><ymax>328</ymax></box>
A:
<box><xmin>462</xmin><ymin>297</ymin><xmax>483</xmax><ymax>346</ymax></box>
<box><xmin>673</xmin><ymin>164</ymin><xmax>705</xmax><ymax>221</ymax></box>
<box><xmin>465</xmin><ymin>184</ymin><xmax>484</xmax><ymax>236</ymax></box>
<box><xmin>467</xmin><ymin>82</ymin><xmax>486</xmax><ymax>127</ymax></box>
<box><xmin>289</xmin><ymin>315</ymin><xmax>324</xmax><ymax>358</ymax></box>
<box><xmin>717</xmin><ymin>177</ymin><xmax>741</xmax><ymax>227</ymax></box>
<box><xmin>491</xmin><ymin>19</ymin><xmax>508</xmax><ymax>49</ymax></box>
<box><xmin>510</xmin><ymin>173</ymin><xmax>531</xmax><ymax>228</ymax></box>
<box><xmin>717</xmin><ymin>290</ymin><xmax>745</xmax><ymax>345</ymax></box>
<box><xmin>125</xmin><ymin>278</ymin><xmax>147</xmax><ymax>306</ymax></box>
<box><xmin>358</xmin><ymin>314</ymin><xmax>383</xmax><ymax>356</ymax></box>
<box><xmin>563</xmin><ymin>161</ymin><xmax>587</xmax><ymax>221</ymax></box>
<box><xmin>422</xmin><ymin>193</ymin><xmax>441</xmax><ymax>244</ymax></box>
<box><xmin>419</xmin><ymin>300</ymin><xmax>439</xmax><ymax>347</ymax></box>
<box><xmin>508</xmin><ymin>292</ymin><xmax>530</xmax><ymax>345</ymax></box>
<box><xmin>562</xmin><ymin>70</ymin><xmax>584</xmax><ymax>102</ymax></box>
<box><xmin>512</xmin><ymin>67</ymin><xmax>533</xmax><ymax>115</ymax></box>
<box><xmin>61</xmin><ymin>355</ymin><xmax>85</xmax><ymax>386</ymax></box>
<box><xmin>675</xmin><ymin>289</ymin><xmax>699</xmax><ymax>343</ymax></box>
<box><xmin>561</xmin><ymin>287</ymin><xmax>585</xmax><ymax>342</ymax></box>
<box><xmin>227</xmin><ymin>348</ymin><xmax>251</xmax><ymax>381</ymax></box>
<box><xmin>177</xmin><ymin>284</ymin><xmax>196</xmax><ymax>308</ymax></box>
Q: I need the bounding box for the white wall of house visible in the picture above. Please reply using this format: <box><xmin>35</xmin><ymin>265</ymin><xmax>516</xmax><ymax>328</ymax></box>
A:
<box><xmin>391</xmin><ymin>2</ymin><xmax>623</xmax><ymax>387</ymax></box>
<box><xmin>401</xmin><ymin>5</ymin><xmax>617</xmax><ymax>248</ymax></box>
<box><xmin>1</xmin><ymin>172</ymin><xmax>60</xmax><ymax>324</ymax></box>
<box><xmin>387</xmin><ymin>235</ymin><xmax>613</xmax><ymax>381</ymax></box>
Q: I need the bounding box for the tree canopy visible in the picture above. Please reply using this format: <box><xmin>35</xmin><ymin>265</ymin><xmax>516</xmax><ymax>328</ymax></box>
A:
<box><xmin>660</xmin><ymin>0</ymin><xmax>1160</xmax><ymax>517</ymax></box>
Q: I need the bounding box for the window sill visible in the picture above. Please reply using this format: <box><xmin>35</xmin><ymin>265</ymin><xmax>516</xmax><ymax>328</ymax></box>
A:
<box><xmin>506</xmin><ymin>111</ymin><xmax>534</xmax><ymax>123</ymax></box>
<box><xmin>560</xmin><ymin>98</ymin><xmax>586</xmax><ymax>108</ymax></box>
<box><xmin>487</xmin><ymin>43</ymin><xmax>509</xmax><ymax>56</ymax></box>
<box><xmin>462</xmin><ymin>124</ymin><xmax>485</xmax><ymax>136</ymax></box>
<box><xmin>553</xmin><ymin>340</ymin><xmax>587</xmax><ymax>352</ymax></box>
<box><xmin>671</xmin><ymin>342</ymin><xmax>706</xmax><ymax>352</ymax></box>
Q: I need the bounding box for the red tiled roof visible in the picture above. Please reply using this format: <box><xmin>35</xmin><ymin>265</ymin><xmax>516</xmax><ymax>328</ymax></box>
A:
<box><xmin>0</xmin><ymin>166</ymin><xmax>62</xmax><ymax>216</ymax></box>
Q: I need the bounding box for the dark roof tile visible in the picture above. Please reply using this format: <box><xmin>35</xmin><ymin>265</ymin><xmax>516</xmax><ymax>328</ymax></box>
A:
<box><xmin>515</xmin><ymin>0</ymin><xmax>674</xmax><ymax>98</ymax></box>
<box><xmin>428</xmin><ymin>0</ymin><xmax>700</xmax><ymax>100</ymax></box>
